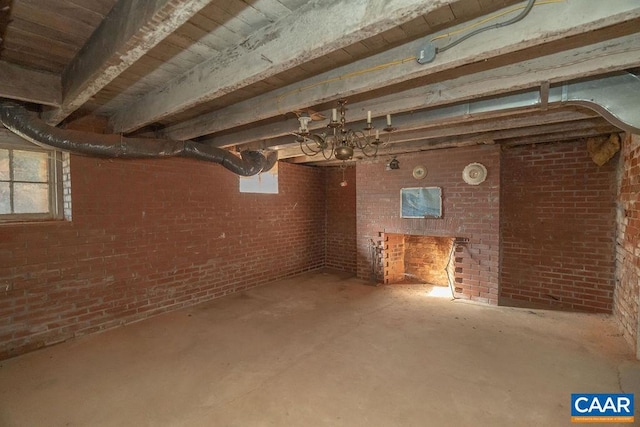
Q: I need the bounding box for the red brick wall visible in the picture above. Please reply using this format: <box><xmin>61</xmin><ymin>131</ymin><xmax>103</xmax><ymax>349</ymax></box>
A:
<box><xmin>325</xmin><ymin>166</ymin><xmax>357</xmax><ymax>273</ymax></box>
<box><xmin>0</xmin><ymin>156</ymin><xmax>326</xmax><ymax>359</ymax></box>
<box><xmin>614</xmin><ymin>133</ymin><xmax>640</xmax><ymax>356</ymax></box>
<box><xmin>500</xmin><ymin>140</ymin><xmax>617</xmax><ymax>313</ymax></box>
<box><xmin>383</xmin><ymin>233</ymin><xmax>405</xmax><ymax>284</ymax></box>
<box><xmin>356</xmin><ymin>145</ymin><xmax>501</xmax><ymax>303</ymax></box>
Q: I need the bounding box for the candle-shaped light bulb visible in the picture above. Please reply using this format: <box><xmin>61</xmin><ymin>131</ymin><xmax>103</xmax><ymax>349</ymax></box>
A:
<box><xmin>332</xmin><ymin>108</ymin><xmax>338</xmax><ymax>122</ymax></box>
<box><xmin>375</xmin><ymin>129</ymin><xmax>380</xmax><ymax>140</ymax></box>
<box><xmin>367</xmin><ymin>111</ymin><xmax>372</xmax><ymax>124</ymax></box>
<box><xmin>386</xmin><ymin>114</ymin><xmax>392</xmax><ymax>126</ymax></box>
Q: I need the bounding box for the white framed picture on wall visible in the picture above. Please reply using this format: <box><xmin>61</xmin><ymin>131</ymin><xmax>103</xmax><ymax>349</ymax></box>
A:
<box><xmin>400</xmin><ymin>187</ymin><xmax>442</xmax><ymax>218</ymax></box>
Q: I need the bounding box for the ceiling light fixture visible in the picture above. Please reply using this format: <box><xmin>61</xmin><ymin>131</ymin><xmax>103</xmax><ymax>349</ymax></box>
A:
<box><xmin>294</xmin><ymin>99</ymin><xmax>395</xmax><ymax>161</ymax></box>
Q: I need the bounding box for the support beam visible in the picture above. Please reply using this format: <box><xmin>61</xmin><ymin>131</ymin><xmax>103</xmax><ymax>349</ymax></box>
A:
<box><xmin>43</xmin><ymin>0</ymin><xmax>214</xmax><ymax>125</ymax></box>
<box><xmin>276</xmin><ymin>34</ymin><xmax>638</xmax><ymax>155</ymax></box>
<box><xmin>486</xmin><ymin>118</ymin><xmax>615</xmax><ymax>142</ymax></box>
<box><xmin>499</xmin><ymin>126</ymin><xmax>620</xmax><ymax>148</ymax></box>
<box><xmin>336</xmin><ymin>37</ymin><xmax>640</xmax><ymax>132</ymax></box>
<box><xmin>275</xmin><ymin>112</ymin><xmax>605</xmax><ymax>158</ymax></box>
<box><xmin>208</xmin><ymin>91</ymin><xmax>598</xmax><ymax>150</ymax></box>
<box><xmin>285</xmin><ymin>120</ymin><xmax>617</xmax><ymax>165</ymax></box>
<box><xmin>368</xmin><ymin>124</ymin><xmax>616</xmax><ymax>157</ymax></box>
<box><xmin>0</xmin><ymin>61</ymin><xmax>61</xmax><ymax>106</ymax></box>
<box><xmin>162</xmin><ymin>0</ymin><xmax>640</xmax><ymax>141</ymax></box>
<box><xmin>285</xmin><ymin>135</ymin><xmax>493</xmax><ymax>165</ymax></box>
<box><xmin>109</xmin><ymin>0</ymin><xmax>458</xmax><ymax>133</ymax></box>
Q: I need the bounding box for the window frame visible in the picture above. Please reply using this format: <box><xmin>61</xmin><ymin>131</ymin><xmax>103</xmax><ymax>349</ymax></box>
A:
<box><xmin>0</xmin><ymin>140</ymin><xmax>64</xmax><ymax>223</ymax></box>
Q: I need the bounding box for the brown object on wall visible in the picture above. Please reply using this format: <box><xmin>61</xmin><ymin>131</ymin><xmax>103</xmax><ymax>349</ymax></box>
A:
<box><xmin>587</xmin><ymin>133</ymin><xmax>621</xmax><ymax>166</ymax></box>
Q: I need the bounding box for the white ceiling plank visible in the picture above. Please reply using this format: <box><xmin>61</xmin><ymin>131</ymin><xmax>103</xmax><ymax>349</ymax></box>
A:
<box><xmin>162</xmin><ymin>0</ymin><xmax>640</xmax><ymax>141</ymax></box>
<box><xmin>109</xmin><ymin>0</ymin><xmax>459</xmax><ymax>133</ymax></box>
<box><xmin>0</xmin><ymin>61</ymin><xmax>61</xmax><ymax>106</ymax></box>
<box><xmin>43</xmin><ymin>0</ymin><xmax>215</xmax><ymax>125</ymax></box>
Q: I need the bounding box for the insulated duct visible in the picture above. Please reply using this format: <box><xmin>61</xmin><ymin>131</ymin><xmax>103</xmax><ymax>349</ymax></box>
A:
<box><xmin>0</xmin><ymin>100</ymin><xmax>277</xmax><ymax>176</ymax></box>
<box><xmin>387</xmin><ymin>72</ymin><xmax>640</xmax><ymax>135</ymax></box>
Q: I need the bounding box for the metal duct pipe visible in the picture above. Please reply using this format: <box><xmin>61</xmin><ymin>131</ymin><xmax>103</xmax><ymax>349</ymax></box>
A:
<box><xmin>357</xmin><ymin>73</ymin><xmax>640</xmax><ymax>140</ymax></box>
<box><xmin>554</xmin><ymin>72</ymin><xmax>640</xmax><ymax>135</ymax></box>
<box><xmin>0</xmin><ymin>100</ymin><xmax>277</xmax><ymax>176</ymax></box>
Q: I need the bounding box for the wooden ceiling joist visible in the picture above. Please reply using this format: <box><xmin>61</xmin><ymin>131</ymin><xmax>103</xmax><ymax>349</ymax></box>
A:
<box><xmin>108</xmin><ymin>0</ymin><xmax>461</xmax><ymax>134</ymax></box>
<box><xmin>0</xmin><ymin>60</ymin><xmax>61</xmax><ymax>106</ymax></box>
<box><xmin>161</xmin><ymin>0</ymin><xmax>640</xmax><ymax>142</ymax></box>
<box><xmin>42</xmin><ymin>0</ymin><xmax>215</xmax><ymax>125</ymax></box>
<box><xmin>0</xmin><ymin>0</ymin><xmax>637</xmax><ymax>165</ymax></box>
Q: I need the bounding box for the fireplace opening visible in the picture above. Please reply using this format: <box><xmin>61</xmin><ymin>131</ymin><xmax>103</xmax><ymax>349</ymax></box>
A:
<box><xmin>382</xmin><ymin>234</ymin><xmax>456</xmax><ymax>287</ymax></box>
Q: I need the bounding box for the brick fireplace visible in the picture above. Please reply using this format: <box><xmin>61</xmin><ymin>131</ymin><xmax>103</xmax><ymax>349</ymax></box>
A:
<box><xmin>356</xmin><ymin>145</ymin><xmax>501</xmax><ymax>304</ymax></box>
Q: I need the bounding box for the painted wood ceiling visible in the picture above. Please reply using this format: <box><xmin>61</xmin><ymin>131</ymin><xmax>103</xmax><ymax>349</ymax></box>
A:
<box><xmin>0</xmin><ymin>0</ymin><xmax>639</xmax><ymax>165</ymax></box>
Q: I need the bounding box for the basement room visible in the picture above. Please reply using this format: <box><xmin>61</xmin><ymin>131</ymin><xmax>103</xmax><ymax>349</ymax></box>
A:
<box><xmin>1</xmin><ymin>0</ymin><xmax>640</xmax><ymax>425</ymax></box>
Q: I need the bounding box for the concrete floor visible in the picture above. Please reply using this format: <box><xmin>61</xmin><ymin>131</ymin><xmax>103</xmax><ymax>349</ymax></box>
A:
<box><xmin>1</xmin><ymin>270</ymin><xmax>639</xmax><ymax>427</ymax></box>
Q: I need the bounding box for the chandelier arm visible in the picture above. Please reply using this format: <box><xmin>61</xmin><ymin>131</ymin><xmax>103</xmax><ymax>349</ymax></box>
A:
<box><xmin>351</xmin><ymin>130</ymin><xmax>368</xmax><ymax>150</ymax></box>
<box><xmin>360</xmin><ymin>141</ymin><xmax>379</xmax><ymax>157</ymax></box>
<box><xmin>322</xmin><ymin>135</ymin><xmax>335</xmax><ymax>160</ymax></box>
<box><xmin>298</xmin><ymin>135</ymin><xmax>323</xmax><ymax>156</ymax></box>
<box><xmin>299</xmin><ymin>140</ymin><xmax>320</xmax><ymax>156</ymax></box>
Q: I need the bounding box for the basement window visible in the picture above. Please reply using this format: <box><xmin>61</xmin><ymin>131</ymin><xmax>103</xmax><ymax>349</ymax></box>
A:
<box><xmin>239</xmin><ymin>162</ymin><xmax>278</xmax><ymax>194</ymax></box>
<box><xmin>0</xmin><ymin>146</ymin><xmax>67</xmax><ymax>222</ymax></box>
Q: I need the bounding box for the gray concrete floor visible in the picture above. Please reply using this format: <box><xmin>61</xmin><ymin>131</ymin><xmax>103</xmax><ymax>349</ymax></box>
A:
<box><xmin>1</xmin><ymin>270</ymin><xmax>639</xmax><ymax>427</ymax></box>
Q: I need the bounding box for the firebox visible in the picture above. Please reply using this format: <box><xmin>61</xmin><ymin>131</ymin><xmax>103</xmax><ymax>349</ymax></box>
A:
<box><xmin>381</xmin><ymin>234</ymin><xmax>457</xmax><ymax>287</ymax></box>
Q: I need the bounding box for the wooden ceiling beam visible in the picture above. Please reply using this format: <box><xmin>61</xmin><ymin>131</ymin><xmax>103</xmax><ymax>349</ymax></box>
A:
<box><xmin>499</xmin><ymin>126</ymin><xmax>621</xmax><ymax>148</ymax></box>
<box><xmin>276</xmin><ymin>116</ymin><xmax>611</xmax><ymax>159</ymax></box>
<box><xmin>209</xmin><ymin>101</ymin><xmax>599</xmax><ymax>150</ymax></box>
<box><xmin>265</xmin><ymin>32</ymin><xmax>639</xmax><ymax>156</ymax></box>
<box><xmin>357</xmin><ymin>125</ymin><xmax>617</xmax><ymax>159</ymax></box>
<box><xmin>42</xmin><ymin>0</ymin><xmax>215</xmax><ymax>125</ymax></box>
<box><xmin>108</xmin><ymin>0</ymin><xmax>461</xmax><ymax>133</ymax></box>
<box><xmin>0</xmin><ymin>61</ymin><xmax>61</xmax><ymax>106</ymax></box>
<box><xmin>285</xmin><ymin>120</ymin><xmax>618</xmax><ymax>165</ymax></box>
<box><xmin>162</xmin><ymin>0</ymin><xmax>640</xmax><ymax>141</ymax></box>
<box><xmin>336</xmin><ymin>34</ymin><xmax>640</xmax><ymax>129</ymax></box>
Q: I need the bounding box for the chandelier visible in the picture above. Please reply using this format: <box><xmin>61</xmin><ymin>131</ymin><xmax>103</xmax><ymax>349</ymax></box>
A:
<box><xmin>294</xmin><ymin>99</ymin><xmax>395</xmax><ymax>161</ymax></box>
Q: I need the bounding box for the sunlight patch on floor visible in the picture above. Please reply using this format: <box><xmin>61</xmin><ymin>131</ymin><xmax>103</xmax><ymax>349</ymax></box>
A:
<box><xmin>426</xmin><ymin>286</ymin><xmax>453</xmax><ymax>298</ymax></box>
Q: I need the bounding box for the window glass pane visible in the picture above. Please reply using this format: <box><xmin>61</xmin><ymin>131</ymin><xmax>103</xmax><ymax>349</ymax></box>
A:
<box><xmin>13</xmin><ymin>150</ymin><xmax>48</xmax><ymax>182</ymax></box>
<box><xmin>239</xmin><ymin>162</ymin><xmax>279</xmax><ymax>194</ymax></box>
<box><xmin>0</xmin><ymin>182</ymin><xmax>10</xmax><ymax>214</ymax></box>
<box><xmin>14</xmin><ymin>183</ymin><xmax>49</xmax><ymax>213</ymax></box>
<box><xmin>0</xmin><ymin>149</ymin><xmax>9</xmax><ymax>181</ymax></box>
